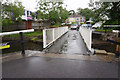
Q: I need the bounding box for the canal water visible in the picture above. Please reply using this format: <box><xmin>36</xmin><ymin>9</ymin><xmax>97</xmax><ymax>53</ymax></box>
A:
<box><xmin>2</xmin><ymin>41</ymin><xmax>43</xmax><ymax>54</ymax></box>
<box><xmin>92</xmin><ymin>33</ymin><xmax>116</xmax><ymax>53</ymax></box>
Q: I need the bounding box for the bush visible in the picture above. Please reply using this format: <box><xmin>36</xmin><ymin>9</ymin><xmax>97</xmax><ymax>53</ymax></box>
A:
<box><xmin>2</xmin><ymin>19</ymin><xmax>9</xmax><ymax>27</ymax></box>
<box><xmin>51</xmin><ymin>21</ymin><xmax>55</xmax><ymax>25</ymax></box>
<box><xmin>2</xmin><ymin>18</ymin><xmax>15</xmax><ymax>27</ymax></box>
<box><xmin>72</xmin><ymin>22</ymin><xmax>77</xmax><ymax>24</ymax></box>
<box><xmin>16</xmin><ymin>17</ymin><xmax>22</xmax><ymax>23</ymax></box>
<box><xmin>51</xmin><ymin>22</ymin><xmax>61</xmax><ymax>27</ymax></box>
<box><xmin>104</xmin><ymin>19</ymin><xmax>119</xmax><ymax>25</ymax></box>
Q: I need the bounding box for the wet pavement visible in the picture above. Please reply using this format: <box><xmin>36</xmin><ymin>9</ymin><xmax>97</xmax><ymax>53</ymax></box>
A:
<box><xmin>2</xmin><ymin>55</ymin><xmax>118</xmax><ymax>78</ymax></box>
<box><xmin>2</xmin><ymin>30</ymin><xmax>120</xmax><ymax>78</ymax></box>
<box><xmin>47</xmin><ymin>30</ymin><xmax>88</xmax><ymax>55</ymax></box>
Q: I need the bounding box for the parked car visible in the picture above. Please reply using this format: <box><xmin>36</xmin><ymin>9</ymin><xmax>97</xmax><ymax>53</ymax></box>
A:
<box><xmin>71</xmin><ymin>24</ymin><xmax>78</xmax><ymax>30</ymax></box>
<box><xmin>81</xmin><ymin>24</ymin><xmax>88</xmax><ymax>27</ymax></box>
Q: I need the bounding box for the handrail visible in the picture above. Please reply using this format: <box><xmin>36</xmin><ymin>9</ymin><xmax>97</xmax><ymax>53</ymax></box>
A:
<box><xmin>0</xmin><ymin>29</ymin><xmax>34</xmax><ymax>36</ymax></box>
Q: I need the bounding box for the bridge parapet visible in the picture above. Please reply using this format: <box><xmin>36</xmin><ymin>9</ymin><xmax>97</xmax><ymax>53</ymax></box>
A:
<box><xmin>43</xmin><ymin>26</ymin><xmax>68</xmax><ymax>48</ymax></box>
<box><xmin>79</xmin><ymin>27</ymin><xmax>92</xmax><ymax>51</ymax></box>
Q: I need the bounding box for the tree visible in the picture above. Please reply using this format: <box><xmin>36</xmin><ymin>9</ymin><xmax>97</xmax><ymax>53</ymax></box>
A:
<box><xmin>60</xmin><ymin>8</ymin><xmax>69</xmax><ymax>23</ymax></box>
<box><xmin>77</xmin><ymin>8</ymin><xmax>94</xmax><ymax>21</ymax></box>
<box><xmin>2</xmin><ymin>0</ymin><xmax>24</xmax><ymax>27</ymax></box>
<box><xmin>37</xmin><ymin>0</ymin><xmax>69</xmax><ymax>24</ymax></box>
<box><xmin>0</xmin><ymin>1</ymin><xmax>2</xmax><ymax>31</ymax></box>
<box><xmin>90</xmin><ymin>1</ymin><xmax>120</xmax><ymax>24</ymax></box>
<box><xmin>69</xmin><ymin>10</ymin><xmax>75</xmax><ymax>15</ymax></box>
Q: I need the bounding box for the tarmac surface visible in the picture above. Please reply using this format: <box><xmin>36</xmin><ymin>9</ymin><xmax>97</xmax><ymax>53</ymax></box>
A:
<box><xmin>2</xmin><ymin>30</ymin><xmax>119</xmax><ymax>78</ymax></box>
<box><xmin>2</xmin><ymin>55</ymin><xmax>118</xmax><ymax>78</ymax></box>
<box><xmin>47</xmin><ymin>30</ymin><xmax>88</xmax><ymax>54</ymax></box>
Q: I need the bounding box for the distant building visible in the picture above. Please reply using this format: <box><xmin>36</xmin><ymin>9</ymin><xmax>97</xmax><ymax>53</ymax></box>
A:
<box><xmin>22</xmin><ymin>9</ymin><xmax>33</xmax><ymax>21</ymax></box>
<box><xmin>21</xmin><ymin>9</ymin><xmax>33</xmax><ymax>29</ymax></box>
<box><xmin>67</xmin><ymin>14</ymin><xmax>85</xmax><ymax>25</ymax></box>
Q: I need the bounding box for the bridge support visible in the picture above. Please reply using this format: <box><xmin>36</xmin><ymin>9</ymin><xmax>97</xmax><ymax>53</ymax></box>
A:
<box><xmin>116</xmin><ymin>33</ymin><xmax>120</xmax><ymax>57</ymax></box>
<box><xmin>20</xmin><ymin>32</ymin><xmax>25</xmax><ymax>55</ymax></box>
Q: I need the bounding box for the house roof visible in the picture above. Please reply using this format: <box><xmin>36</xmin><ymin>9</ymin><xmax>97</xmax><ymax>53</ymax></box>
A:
<box><xmin>69</xmin><ymin>14</ymin><xmax>85</xmax><ymax>18</ymax></box>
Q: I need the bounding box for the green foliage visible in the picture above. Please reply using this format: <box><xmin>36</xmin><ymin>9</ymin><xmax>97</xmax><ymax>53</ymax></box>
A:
<box><xmin>16</xmin><ymin>17</ymin><xmax>22</xmax><ymax>23</ymax></box>
<box><xmin>51</xmin><ymin>22</ymin><xmax>61</xmax><ymax>27</ymax></box>
<box><xmin>91</xmin><ymin>1</ymin><xmax>120</xmax><ymax>24</ymax></box>
<box><xmin>5</xmin><ymin>31</ymin><xmax>43</xmax><ymax>37</ymax></box>
<box><xmin>2</xmin><ymin>0</ymin><xmax>24</xmax><ymax>27</ymax></box>
<box><xmin>60</xmin><ymin>9</ymin><xmax>69</xmax><ymax>23</ymax></box>
<box><xmin>2</xmin><ymin>19</ymin><xmax>9</xmax><ymax>27</ymax></box>
<box><xmin>103</xmin><ymin>19</ymin><xmax>119</xmax><ymax>25</ymax></box>
<box><xmin>95</xmin><ymin>28</ymin><xmax>112</xmax><ymax>32</ymax></box>
<box><xmin>49</xmin><ymin>10</ymin><xmax>59</xmax><ymax>23</ymax></box>
<box><xmin>51</xmin><ymin>21</ymin><xmax>55</xmax><ymax>25</ymax></box>
<box><xmin>31</xmin><ymin>37</ymin><xmax>43</xmax><ymax>43</ymax></box>
<box><xmin>80</xmin><ymin>22</ymin><xmax>85</xmax><ymax>24</ymax></box>
<box><xmin>37</xmin><ymin>0</ymin><xmax>69</xmax><ymax>25</ymax></box>
<box><xmin>2</xmin><ymin>18</ymin><xmax>14</xmax><ymax>27</ymax></box>
<box><xmin>77</xmin><ymin>8</ymin><xmax>93</xmax><ymax>21</ymax></box>
<box><xmin>31</xmin><ymin>37</ymin><xmax>37</xmax><ymax>42</ymax></box>
<box><xmin>72</xmin><ymin>22</ymin><xmax>77</xmax><ymax>24</ymax></box>
<box><xmin>69</xmin><ymin>10</ymin><xmax>75</xmax><ymax>15</ymax></box>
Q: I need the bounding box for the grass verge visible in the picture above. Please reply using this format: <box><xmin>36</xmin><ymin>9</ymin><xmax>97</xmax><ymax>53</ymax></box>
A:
<box><xmin>4</xmin><ymin>31</ymin><xmax>43</xmax><ymax>37</ymax></box>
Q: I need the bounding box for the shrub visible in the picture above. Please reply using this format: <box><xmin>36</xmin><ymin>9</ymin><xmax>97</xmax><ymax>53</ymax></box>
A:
<box><xmin>72</xmin><ymin>22</ymin><xmax>77</xmax><ymax>24</ymax></box>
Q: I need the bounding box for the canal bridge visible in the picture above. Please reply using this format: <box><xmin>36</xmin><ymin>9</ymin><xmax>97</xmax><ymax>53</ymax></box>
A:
<box><xmin>42</xmin><ymin>26</ymin><xmax>92</xmax><ymax>55</ymax></box>
<box><xmin>1</xmin><ymin>26</ymin><xmax>119</xmax><ymax>79</ymax></box>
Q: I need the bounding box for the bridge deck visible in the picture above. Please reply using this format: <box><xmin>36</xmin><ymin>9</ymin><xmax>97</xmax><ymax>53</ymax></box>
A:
<box><xmin>47</xmin><ymin>30</ymin><xmax>88</xmax><ymax>54</ymax></box>
<box><xmin>3</xmin><ymin>54</ymin><xmax>118</xmax><ymax>78</ymax></box>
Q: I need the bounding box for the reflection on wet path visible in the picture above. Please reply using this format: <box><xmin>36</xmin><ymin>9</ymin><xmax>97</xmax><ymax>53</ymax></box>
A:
<box><xmin>47</xmin><ymin>30</ymin><xmax>88</xmax><ymax>55</ymax></box>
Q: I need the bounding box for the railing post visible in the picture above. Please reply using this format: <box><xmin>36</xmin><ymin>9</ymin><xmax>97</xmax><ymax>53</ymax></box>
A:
<box><xmin>53</xmin><ymin>29</ymin><xmax>55</xmax><ymax>41</ymax></box>
<box><xmin>105</xmin><ymin>27</ymin><xmax>107</xmax><ymax>33</ymax></box>
<box><xmin>116</xmin><ymin>32</ymin><xmax>120</xmax><ymax>58</ymax></box>
<box><xmin>20</xmin><ymin>32</ymin><xmax>25</xmax><ymax>55</ymax></box>
<box><xmin>43</xmin><ymin>29</ymin><xmax>46</xmax><ymax>48</ymax></box>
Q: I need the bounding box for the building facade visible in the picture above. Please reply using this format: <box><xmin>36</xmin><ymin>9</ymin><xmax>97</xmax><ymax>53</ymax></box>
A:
<box><xmin>68</xmin><ymin>14</ymin><xmax>85</xmax><ymax>25</ymax></box>
<box><xmin>21</xmin><ymin>9</ymin><xmax>33</xmax><ymax>29</ymax></box>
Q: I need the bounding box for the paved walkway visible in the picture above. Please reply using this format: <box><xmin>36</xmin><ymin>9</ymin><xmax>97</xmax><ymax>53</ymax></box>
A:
<box><xmin>2</xmin><ymin>50</ymin><xmax>119</xmax><ymax>78</ymax></box>
<box><xmin>3</xmin><ymin>55</ymin><xmax>118</xmax><ymax>78</ymax></box>
<box><xmin>47</xmin><ymin>30</ymin><xmax>88</xmax><ymax>54</ymax></box>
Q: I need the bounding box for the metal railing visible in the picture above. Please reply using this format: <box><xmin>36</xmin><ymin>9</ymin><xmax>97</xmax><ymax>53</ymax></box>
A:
<box><xmin>43</xmin><ymin>26</ymin><xmax>68</xmax><ymax>48</ymax></box>
<box><xmin>0</xmin><ymin>29</ymin><xmax>34</xmax><ymax>55</ymax></box>
<box><xmin>79</xmin><ymin>27</ymin><xmax>92</xmax><ymax>51</ymax></box>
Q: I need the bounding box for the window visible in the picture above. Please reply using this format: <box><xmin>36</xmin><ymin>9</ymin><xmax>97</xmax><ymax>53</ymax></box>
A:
<box><xmin>70</xmin><ymin>18</ymin><xmax>73</xmax><ymax>20</ymax></box>
<box><xmin>23</xmin><ymin>10</ymin><xmax>25</xmax><ymax>15</ymax></box>
<box><xmin>76</xmin><ymin>18</ymin><xmax>79</xmax><ymax>20</ymax></box>
<box><xmin>27</xmin><ymin>11</ymin><xmax>29</xmax><ymax>16</ymax></box>
<box><xmin>30</xmin><ymin>11</ymin><xmax>32</xmax><ymax>16</ymax></box>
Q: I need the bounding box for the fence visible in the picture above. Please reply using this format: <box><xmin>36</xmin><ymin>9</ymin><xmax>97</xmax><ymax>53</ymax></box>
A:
<box><xmin>2</xmin><ymin>21</ymin><xmax>26</xmax><ymax>32</ymax></box>
<box><xmin>79</xmin><ymin>27</ymin><xmax>92</xmax><ymax>51</ymax></box>
<box><xmin>43</xmin><ymin>26</ymin><xmax>68</xmax><ymax>48</ymax></box>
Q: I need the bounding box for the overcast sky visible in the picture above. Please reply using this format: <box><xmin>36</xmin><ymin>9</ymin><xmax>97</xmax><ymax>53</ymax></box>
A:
<box><xmin>9</xmin><ymin>0</ymin><xmax>91</xmax><ymax>12</ymax></box>
<box><xmin>64</xmin><ymin>0</ymin><xmax>91</xmax><ymax>12</ymax></box>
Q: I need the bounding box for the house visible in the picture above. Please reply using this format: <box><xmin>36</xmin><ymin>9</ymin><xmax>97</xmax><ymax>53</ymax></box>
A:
<box><xmin>22</xmin><ymin>9</ymin><xmax>33</xmax><ymax>29</ymax></box>
<box><xmin>2</xmin><ymin>4</ymin><xmax>33</xmax><ymax>31</ymax></box>
<box><xmin>67</xmin><ymin>14</ymin><xmax>85</xmax><ymax>25</ymax></box>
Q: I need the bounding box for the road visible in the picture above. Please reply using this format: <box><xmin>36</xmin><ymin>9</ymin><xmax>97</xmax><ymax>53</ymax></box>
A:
<box><xmin>47</xmin><ymin>30</ymin><xmax>88</xmax><ymax>55</ymax></box>
<box><xmin>2</xmin><ymin>56</ymin><xmax>118</xmax><ymax>78</ymax></box>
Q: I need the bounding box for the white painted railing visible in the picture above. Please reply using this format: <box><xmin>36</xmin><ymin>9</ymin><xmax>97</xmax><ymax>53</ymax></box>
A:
<box><xmin>43</xmin><ymin>26</ymin><xmax>68</xmax><ymax>48</ymax></box>
<box><xmin>79</xmin><ymin>27</ymin><xmax>92</xmax><ymax>51</ymax></box>
<box><xmin>0</xmin><ymin>29</ymin><xmax>34</xmax><ymax>36</ymax></box>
